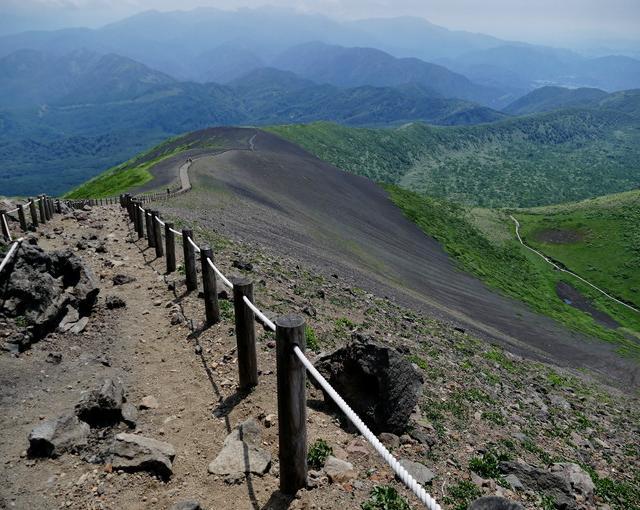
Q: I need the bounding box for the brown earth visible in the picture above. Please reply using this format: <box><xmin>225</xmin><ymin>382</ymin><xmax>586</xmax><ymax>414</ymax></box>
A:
<box><xmin>1</xmin><ymin>205</ymin><xmax>639</xmax><ymax>510</ymax></box>
<box><xmin>555</xmin><ymin>282</ymin><xmax>619</xmax><ymax>329</ymax></box>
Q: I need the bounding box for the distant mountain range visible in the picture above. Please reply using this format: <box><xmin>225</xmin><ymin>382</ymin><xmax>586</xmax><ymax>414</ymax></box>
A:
<box><xmin>1</xmin><ymin>7</ymin><xmax>639</xmax><ymax>96</ymax></box>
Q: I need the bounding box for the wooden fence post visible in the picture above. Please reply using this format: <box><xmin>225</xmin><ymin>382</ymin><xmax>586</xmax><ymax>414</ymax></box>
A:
<box><xmin>182</xmin><ymin>228</ymin><xmax>197</xmax><ymax>291</ymax></box>
<box><xmin>134</xmin><ymin>202</ymin><xmax>143</xmax><ymax>238</ymax></box>
<box><xmin>152</xmin><ymin>211</ymin><xmax>164</xmax><ymax>258</ymax></box>
<box><xmin>28</xmin><ymin>198</ymin><xmax>38</xmax><ymax>228</ymax></box>
<box><xmin>18</xmin><ymin>205</ymin><xmax>27</xmax><ymax>232</ymax></box>
<box><xmin>145</xmin><ymin>209</ymin><xmax>155</xmax><ymax>248</ymax></box>
<box><xmin>276</xmin><ymin>314</ymin><xmax>307</xmax><ymax>495</ymax></box>
<box><xmin>55</xmin><ymin>200</ymin><xmax>61</xmax><ymax>214</ymax></box>
<box><xmin>232</xmin><ymin>278</ymin><xmax>258</xmax><ymax>389</ymax></box>
<box><xmin>199</xmin><ymin>244</ymin><xmax>219</xmax><ymax>325</ymax></box>
<box><xmin>47</xmin><ymin>196</ymin><xmax>54</xmax><ymax>218</ymax></box>
<box><xmin>165</xmin><ymin>222</ymin><xmax>176</xmax><ymax>273</ymax></box>
<box><xmin>38</xmin><ymin>196</ymin><xmax>46</xmax><ymax>224</ymax></box>
<box><xmin>0</xmin><ymin>211</ymin><xmax>11</xmax><ymax>241</ymax></box>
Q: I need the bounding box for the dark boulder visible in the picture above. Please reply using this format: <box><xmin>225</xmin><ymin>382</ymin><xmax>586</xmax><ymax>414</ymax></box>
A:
<box><xmin>314</xmin><ymin>333</ymin><xmax>423</xmax><ymax>434</ymax></box>
<box><xmin>75</xmin><ymin>378</ymin><xmax>125</xmax><ymax>426</ymax></box>
<box><xmin>28</xmin><ymin>414</ymin><xmax>90</xmax><ymax>457</ymax></box>
<box><xmin>0</xmin><ymin>243</ymin><xmax>99</xmax><ymax>348</ymax></box>
<box><xmin>108</xmin><ymin>433</ymin><xmax>176</xmax><ymax>479</ymax></box>
<box><xmin>112</xmin><ymin>274</ymin><xmax>136</xmax><ymax>286</ymax></box>
<box><xmin>105</xmin><ymin>295</ymin><xmax>126</xmax><ymax>309</ymax></box>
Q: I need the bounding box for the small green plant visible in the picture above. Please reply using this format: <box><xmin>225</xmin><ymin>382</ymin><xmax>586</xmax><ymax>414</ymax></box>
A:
<box><xmin>547</xmin><ymin>371</ymin><xmax>568</xmax><ymax>387</ymax></box>
<box><xmin>469</xmin><ymin>448</ymin><xmax>511</xmax><ymax>482</ymax></box>
<box><xmin>177</xmin><ymin>263</ymin><xmax>185</xmax><ymax>275</ymax></box>
<box><xmin>408</xmin><ymin>354</ymin><xmax>428</xmax><ymax>370</ymax></box>
<box><xmin>482</xmin><ymin>411</ymin><xmax>506</xmax><ymax>425</ymax></box>
<box><xmin>305</xmin><ymin>325</ymin><xmax>319</xmax><ymax>352</ymax></box>
<box><xmin>362</xmin><ymin>485</ymin><xmax>411</xmax><ymax>510</ymax></box>
<box><xmin>334</xmin><ymin>317</ymin><xmax>356</xmax><ymax>336</ymax></box>
<box><xmin>307</xmin><ymin>439</ymin><xmax>332</xmax><ymax>469</ymax></box>
<box><xmin>14</xmin><ymin>315</ymin><xmax>28</xmax><ymax>328</ymax></box>
<box><xmin>540</xmin><ymin>494</ymin><xmax>556</xmax><ymax>510</ymax></box>
<box><xmin>442</xmin><ymin>480</ymin><xmax>481</xmax><ymax>510</ymax></box>
<box><xmin>220</xmin><ymin>300</ymin><xmax>234</xmax><ymax>320</ymax></box>
<box><xmin>483</xmin><ymin>347</ymin><xmax>516</xmax><ymax>372</ymax></box>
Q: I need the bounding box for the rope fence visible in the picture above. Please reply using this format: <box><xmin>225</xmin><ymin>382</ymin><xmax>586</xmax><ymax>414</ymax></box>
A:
<box><xmin>1</xmin><ymin>187</ymin><xmax>441</xmax><ymax>508</ymax></box>
<box><xmin>118</xmin><ymin>192</ymin><xmax>441</xmax><ymax>508</ymax></box>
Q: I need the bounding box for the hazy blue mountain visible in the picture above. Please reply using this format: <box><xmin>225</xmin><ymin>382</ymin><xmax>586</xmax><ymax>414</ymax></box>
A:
<box><xmin>195</xmin><ymin>45</ymin><xmax>265</xmax><ymax>83</ymax></box>
<box><xmin>345</xmin><ymin>16</ymin><xmax>506</xmax><ymax>61</ymax></box>
<box><xmin>504</xmin><ymin>86</ymin><xmax>609</xmax><ymax>115</ymax></box>
<box><xmin>272</xmin><ymin>42</ymin><xmax>511</xmax><ymax>107</ymax></box>
<box><xmin>0</xmin><ymin>49</ymin><xmax>175</xmax><ymax>108</ymax></box>
<box><xmin>442</xmin><ymin>45</ymin><xmax>640</xmax><ymax>93</ymax></box>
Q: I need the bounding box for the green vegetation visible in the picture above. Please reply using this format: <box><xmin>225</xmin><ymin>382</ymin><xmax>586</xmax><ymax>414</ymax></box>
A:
<box><xmin>362</xmin><ymin>486</ymin><xmax>411</xmax><ymax>510</ymax></box>
<box><xmin>385</xmin><ymin>185</ymin><xmax>640</xmax><ymax>357</ymax></box>
<box><xmin>64</xmin><ymin>130</ymin><xmax>230</xmax><ymax>198</ymax></box>
<box><xmin>267</xmin><ymin>104</ymin><xmax>640</xmax><ymax>207</ymax></box>
<box><xmin>305</xmin><ymin>325</ymin><xmax>319</xmax><ymax>352</ymax></box>
<box><xmin>442</xmin><ymin>480</ymin><xmax>481</xmax><ymax>510</ymax></box>
<box><xmin>516</xmin><ymin>190</ymin><xmax>640</xmax><ymax>309</ymax></box>
<box><xmin>307</xmin><ymin>439</ymin><xmax>332</xmax><ymax>469</ymax></box>
<box><xmin>468</xmin><ymin>449</ymin><xmax>511</xmax><ymax>483</ymax></box>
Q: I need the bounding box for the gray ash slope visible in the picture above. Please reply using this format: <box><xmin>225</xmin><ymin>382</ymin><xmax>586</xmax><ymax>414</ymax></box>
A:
<box><xmin>149</xmin><ymin>127</ymin><xmax>638</xmax><ymax>389</ymax></box>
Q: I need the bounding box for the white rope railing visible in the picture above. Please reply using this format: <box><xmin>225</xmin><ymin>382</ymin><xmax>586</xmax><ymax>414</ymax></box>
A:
<box><xmin>2</xmin><ymin>214</ymin><xmax>12</xmax><ymax>242</ymax></box>
<box><xmin>169</xmin><ymin>227</ymin><xmax>183</xmax><ymax>237</ymax></box>
<box><xmin>243</xmin><ymin>296</ymin><xmax>276</xmax><ymax>331</ymax></box>
<box><xmin>206</xmin><ymin>257</ymin><xmax>234</xmax><ymax>289</ymax></box>
<box><xmin>155</xmin><ymin>217</ymin><xmax>166</xmax><ymax>227</ymax></box>
<box><xmin>6</xmin><ymin>208</ymin><xmax>19</xmax><ymax>214</ymax></box>
<box><xmin>0</xmin><ymin>238</ymin><xmax>23</xmax><ymax>274</ymax></box>
<box><xmin>293</xmin><ymin>346</ymin><xmax>442</xmax><ymax>510</ymax></box>
<box><xmin>187</xmin><ymin>235</ymin><xmax>201</xmax><ymax>253</ymax></box>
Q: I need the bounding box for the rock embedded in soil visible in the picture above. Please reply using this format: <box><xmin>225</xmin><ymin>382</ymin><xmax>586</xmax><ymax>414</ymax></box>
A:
<box><xmin>314</xmin><ymin>333</ymin><xmax>423</xmax><ymax>434</ymax></box>
<box><xmin>1</xmin><ymin>244</ymin><xmax>98</xmax><ymax>347</ymax></box>
<box><xmin>140</xmin><ymin>395</ymin><xmax>159</xmax><ymax>409</ymax></box>
<box><xmin>105</xmin><ymin>295</ymin><xmax>126</xmax><ymax>309</ymax></box>
<box><xmin>28</xmin><ymin>414</ymin><xmax>90</xmax><ymax>458</ymax></box>
<box><xmin>469</xmin><ymin>496</ymin><xmax>524</xmax><ymax>509</ymax></box>
<box><xmin>69</xmin><ymin>316</ymin><xmax>89</xmax><ymax>334</ymax></box>
<box><xmin>323</xmin><ymin>456</ymin><xmax>356</xmax><ymax>483</ymax></box>
<box><xmin>499</xmin><ymin>461</ymin><xmax>592</xmax><ymax>510</ymax></box>
<box><xmin>170</xmin><ymin>502</ymin><xmax>202</xmax><ymax>510</ymax></box>
<box><xmin>108</xmin><ymin>433</ymin><xmax>176</xmax><ymax>479</ymax></box>
<box><xmin>208</xmin><ymin>419</ymin><xmax>271</xmax><ymax>477</ymax></box>
<box><xmin>75</xmin><ymin>378</ymin><xmax>125</xmax><ymax>426</ymax></box>
<box><xmin>112</xmin><ymin>274</ymin><xmax>136</xmax><ymax>286</ymax></box>
<box><xmin>121</xmin><ymin>403</ymin><xmax>138</xmax><ymax>428</ymax></box>
<box><xmin>398</xmin><ymin>459</ymin><xmax>435</xmax><ymax>485</ymax></box>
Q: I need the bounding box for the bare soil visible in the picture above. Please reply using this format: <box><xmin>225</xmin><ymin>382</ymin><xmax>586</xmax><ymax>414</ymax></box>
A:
<box><xmin>556</xmin><ymin>281</ymin><xmax>619</xmax><ymax>329</ymax></box>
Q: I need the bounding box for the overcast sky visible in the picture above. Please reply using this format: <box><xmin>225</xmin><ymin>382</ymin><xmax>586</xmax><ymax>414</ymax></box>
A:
<box><xmin>2</xmin><ymin>0</ymin><xmax>639</xmax><ymax>46</ymax></box>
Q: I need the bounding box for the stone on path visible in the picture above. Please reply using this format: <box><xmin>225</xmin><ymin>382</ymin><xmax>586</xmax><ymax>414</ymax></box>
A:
<box><xmin>105</xmin><ymin>295</ymin><xmax>126</xmax><ymax>309</ymax></box>
<box><xmin>108</xmin><ymin>433</ymin><xmax>176</xmax><ymax>479</ymax></box>
<box><xmin>121</xmin><ymin>402</ymin><xmax>138</xmax><ymax>428</ymax></box>
<box><xmin>398</xmin><ymin>458</ymin><xmax>435</xmax><ymax>485</ymax></box>
<box><xmin>208</xmin><ymin>419</ymin><xmax>271</xmax><ymax>477</ymax></box>
<box><xmin>69</xmin><ymin>316</ymin><xmax>89</xmax><ymax>334</ymax></box>
<box><xmin>140</xmin><ymin>395</ymin><xmax>159</xmax><ymax>410</ymax></box>
<box><xmin>75</xmin><ymin>378</ymin><xmax>124</xmax><ymax>426</ymax></box>
<box><xmin>324</xmin><ymin>456</ymin><xmax>356</xmax><ymax>483</ymax></box>
<box><xmin>170</xmin><ymin>501</ymin><xmax>201</xmax><ymax>510</ymax></box>
<box><xmin>28</xmin><ymin>414</ymin><xmax>90</xmax><ymax>457</ymax></box>
<box><xmin>112</xmin><ymin>274</ymin><xmax>136</xmax><ymax>286</ymax></box>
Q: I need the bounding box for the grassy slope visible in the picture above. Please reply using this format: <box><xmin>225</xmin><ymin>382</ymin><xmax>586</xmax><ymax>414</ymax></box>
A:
<box><xmin>63</xmin><ymin>129</ymin><xmax>234</xmax><ymax>198</ymax></box>
<box><xmin>267</xmin><ymin>107</ymin><xmax>640</xmax><ymax>208</ymax></box>
<box><xmin>386</xmin><ymin>186</ymin><xmax>640</xmax><ymax>357</ymax></box>
<box><xmin>515</xmin><ymin>190</ymin><xmax>640</xmax><ymax>308</ymax></box>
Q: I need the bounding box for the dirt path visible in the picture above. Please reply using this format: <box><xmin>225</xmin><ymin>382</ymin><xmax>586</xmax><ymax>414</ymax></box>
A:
<box><xmin>0</xmin><ymin>206</ymin><xmax>396</xmax><ymax>510</ymax></box>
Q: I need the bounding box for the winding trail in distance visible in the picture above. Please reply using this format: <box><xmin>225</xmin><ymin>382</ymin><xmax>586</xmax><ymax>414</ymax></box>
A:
<box><xmin>510</xmin><ymin>215</ymin><xmax>639</xmax><ymax>314</ymax></box>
